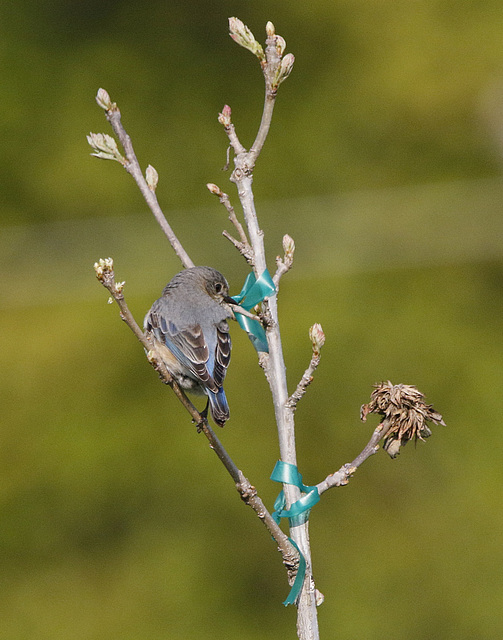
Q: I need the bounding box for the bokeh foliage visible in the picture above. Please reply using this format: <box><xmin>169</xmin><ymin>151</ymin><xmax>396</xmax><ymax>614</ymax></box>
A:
<box><xmin>1</xmin><ymin>1</ymin><xmax>503</xmax><ymax>638</ymax></box>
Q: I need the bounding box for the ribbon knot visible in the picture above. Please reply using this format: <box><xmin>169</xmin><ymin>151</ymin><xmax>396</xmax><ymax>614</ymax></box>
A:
<box><xmin>231</xmin><ymin>270</ymin><xmax>276</xmax><ymax>353</ymax></box>
<box><xmin>270</xmin><ymin>460</ymin><xmax>320</xmax><ymax>606</ymax></box>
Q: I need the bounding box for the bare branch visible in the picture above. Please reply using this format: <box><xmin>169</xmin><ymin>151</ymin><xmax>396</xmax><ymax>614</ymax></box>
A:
<box><xmin>273</xmin><ymin>234</ymin><xmax>295</xmax><ymax>286</ymax></box>
<box><xmin>224</xmin><ymin>20</ymin><xmax>295</xmax><ymax>168</ymax></box>
<box><xmin>227</xmin><ymin>19</ymin><xmax>319</xmax><ymax>635</ymax></box>
<box><xmin>249</xmin><ymin>22</ymin><xmax>295</xmax><ymax>165</ymax></box>
<box><xmin>218</xmin><ymin>104</ymin><xmax>246</xmax><ymax>156</ymax></box>
<box><xmin>315</xmin><ymin>424</ymin><xmax>386</xmax><ymax>495</ymax></box>
<box><xmin>207</xmin><ymin>182</ymin><xmax>254</xmax><ymax>266</ymax></box>
<box><xmin>249</xmin><ymin>55</ymin><xmax>279</xmax><ymax>163</ymax></box>
<box><xmin>93</xmin><ymin>89</ymin><xmax>194</xmax><ymax>270</ymax></box>
<box><xmin>286</xmin><ymin>324</ymin><xmax>325</xmax><ymax>411</ymax></box>
<box><xmin>93</xmin><ymin>18</ymin><xmax>313</xmax><ymax>635</ymax></box>
<box><xmin>225</xmin><ymin>195</ymin><xmax>251</xmax><ymax>246</ymax></box>
<box><xmin>222</xmin><ymin>230</ymin><xmax>254</xmax><ymax>265</ymax></box>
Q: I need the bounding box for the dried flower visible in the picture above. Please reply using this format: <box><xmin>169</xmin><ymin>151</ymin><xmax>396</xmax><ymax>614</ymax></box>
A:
<box><xmin>360</xmin><ymin>381</ymin><xmax>445</xmax><ymax>458</ymax></box>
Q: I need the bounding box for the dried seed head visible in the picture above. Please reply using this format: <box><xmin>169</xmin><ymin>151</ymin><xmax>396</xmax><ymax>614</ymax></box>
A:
<box><xmin>360</xmin><ymin>381</ymin><xmax>445</xmax><ymax>458</ymax></box>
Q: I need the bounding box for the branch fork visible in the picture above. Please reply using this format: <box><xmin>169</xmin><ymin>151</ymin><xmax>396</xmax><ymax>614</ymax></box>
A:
<box><xmin>90</xmin><ymin>19</ymin><xmax>445</xmax><ymax>640</ymax></box>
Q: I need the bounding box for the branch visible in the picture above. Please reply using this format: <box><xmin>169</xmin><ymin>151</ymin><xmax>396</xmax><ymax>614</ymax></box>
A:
<box><xmin>218</xmin><ymin>104</ymin><xmax>246</xmax><ymax>156</ymax></box>
<box><xmin>315</xmin><ymin>423</ymin><xmax>386</xmax><ymax>495</ymax></box>
<box><xmin>226</xmin><ymin>19</ymin><xmax>319</xmax><ymax>639</ymax></box>
<box><xmin>226</xmin><ymin>19</ymin><xmax>295</xmax><ymax>168</ymax></box>
<box><xmin>206</xmin><ymin>183</ymin><xmax>254</xmax><ymax>266</ymax></box>
<box><xmin>273</xmin><ymin>234</ymin><xmax>295</xmax><ymax>287</ymax></box>
<box><xmin>93</xmin><ymin>257</ymin><xmax>298</xmax><ymax>580</ymax></box>
<box><xmin>286</xmin><ymin>324</ymin><xmax>325</xmax><ymax>411</ymax></box>
<box><xmin>90</xmin><ymin>89</ymin><xmax>194</xmax><ymax>270</ymax></box>
<box><xmin>248</xmin><ymin>24</ymin><xmax>281</xmax><ymax>164</ymax></box>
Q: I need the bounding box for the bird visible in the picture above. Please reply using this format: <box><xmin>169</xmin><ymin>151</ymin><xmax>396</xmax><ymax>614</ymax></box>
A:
<box><xmin>144</xmin><ymin>266</ymin><xmax>235</xmax><ymax>427</ymax></box>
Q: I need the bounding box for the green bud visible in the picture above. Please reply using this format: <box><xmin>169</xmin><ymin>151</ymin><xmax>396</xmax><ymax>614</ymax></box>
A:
<box><xmin>145</xmin><ymin>165</ymin><xmax>159</xmax><ymax>191</ymax></box>
<box><xmin>229</xmin><ymin>17</ymin><xmax>265</xmax><ymax>61</ymax></box>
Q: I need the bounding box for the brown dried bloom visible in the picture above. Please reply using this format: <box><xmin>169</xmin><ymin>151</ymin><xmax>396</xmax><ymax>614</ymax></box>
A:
<box><xmin>360</xmin><ymin>381</ymin><xmax>445</xmax><ymax>458</ymax></box>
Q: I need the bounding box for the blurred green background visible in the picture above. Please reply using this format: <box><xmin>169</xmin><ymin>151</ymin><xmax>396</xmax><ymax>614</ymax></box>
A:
<box><xmin>1</xmin><ymin>1</ymin><xmax>503</xmax><ymax>638</ymax></box>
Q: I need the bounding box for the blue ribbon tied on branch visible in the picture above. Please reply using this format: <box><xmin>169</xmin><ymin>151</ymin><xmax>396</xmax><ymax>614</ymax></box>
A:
<box><xmin>270</xmin><ymin>460</ymin><xmax>320</xmax><ymax>606</ymax></box>
<box><xmin>231</xmin><ymin>270</ymin><xmax>276</xmax><ymax>353</ymax></box>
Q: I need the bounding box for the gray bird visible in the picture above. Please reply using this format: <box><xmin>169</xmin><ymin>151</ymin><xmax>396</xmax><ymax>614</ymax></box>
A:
<box><xmin>144</xmin><ymin>266</ymin><xmax>235</xmax><ymax>426</ymax></box>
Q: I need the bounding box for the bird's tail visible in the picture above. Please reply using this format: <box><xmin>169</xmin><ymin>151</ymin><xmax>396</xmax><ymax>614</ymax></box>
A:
<box><xmin>208</xmin><ymin>387</ymin><xmax>230</xmax><ymax>427</ymax></box>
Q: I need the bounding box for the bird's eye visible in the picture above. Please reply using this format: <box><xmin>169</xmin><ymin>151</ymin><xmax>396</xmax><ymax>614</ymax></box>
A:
<box><xmin>215</xmin><ymin>282</ymin><xmax>223</xmax><ymax>293</ymax></box>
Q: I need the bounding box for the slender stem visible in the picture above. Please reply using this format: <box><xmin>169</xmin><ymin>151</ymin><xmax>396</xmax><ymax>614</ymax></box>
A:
<box><xmin>228</xmin><ymin>36</ymin><xmax>320</xmax><ymax>636</ymax></box>
<box><xmin>249</xmin><ymin>32</ymin><xmax>281</xmax><ymax>164</ymax></box>
<box><xmin>207</xmin><ymin>184</ymin><xmax>254</xmax><ymax>265</ymax></box>
<box><xmin>286</xmin><ymin>351</ymin><xmax>321</xmax><ymax>411</ymax></box>
<box><xmin>316</xmin><ymin>424</ymin><xmax>385</xmax><ymax>495</ymax></box>
<box><xmin>105</xmin><ymin>106</ymin><xmax>194</xmax><ymax>270</ymax></box>
<box><xmin>249</xmin><ymin>90</ymin><xmax>276</xmax><ymax>165</ymax></box>
<box><xmin>221</xmin><ymin>121</ymin><xmax>246</xmax><ymax>156</ymax></box>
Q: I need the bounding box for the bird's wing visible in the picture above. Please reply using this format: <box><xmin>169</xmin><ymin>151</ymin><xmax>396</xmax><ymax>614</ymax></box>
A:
<box><xmin>146</xmin><ymin>305</ymin><xmax>218</xmax><ymax>392</ymax></box>
<box><xmin>213</xmin><ymin>322</ymin><xmax>231</xmax><ymax>388</ymax></box>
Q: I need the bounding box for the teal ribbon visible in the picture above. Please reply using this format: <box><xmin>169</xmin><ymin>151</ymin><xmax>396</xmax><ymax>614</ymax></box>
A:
<box><xmin>270</xmin><ymin>460</ymin><xmax>320</xmax><ymax>606</ymax></box>
<box><xmin>231</xmin><ymin>270</ymin><xmax>276</xmax><ymax>353</ymax></box>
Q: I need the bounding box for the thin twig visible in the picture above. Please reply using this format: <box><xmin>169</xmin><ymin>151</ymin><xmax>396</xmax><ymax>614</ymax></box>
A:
<box><xmin>273</xmin><ymin>234</ymin><xmax>295</xmax><ymax>287</ymax></box>
<box><xmin>315</xmin><ymin>423</ymin><xmax>386</xmax><ymax>495</ymax></box>
<box><xmin>273</xmin><ymin>258</ymin><xmax>289</xmax><ymax>287</ymax></box>
<box><xmin>226</xmin><ymin>198</ymin><xmax>251</xmax><ymax>247</ymax></box>
<box><xmin>207</xmin><ymin>183</ymin><xmax>254</xmax><ymax>266</ymax></box>
<box><xmin>286</xmin><ymin>324</ymin><xmax>324</xmax><ymax>411</ymax></box>
<box><xmin>222</xmin><ymin>230</ymin><xmax>254</xmax><ymax>264</ymax></box>
<box><xmin>218</xmin><ymin>105</ymin><xmax>246</xmax><ymax>156</ymax></box>
<box><xmin>286</xmin><ymin>354</ymin><xmax>320</xmax><ymax>411</ymax></box>
<box><xmin>96</xmin><ymin>91</ymin><xmax>194</xmax><ymax>270</ymax></box>
<box><xmin>249</xmin><ymin>54</ymin><xmax>279</xmax><ymax>164</ymax></box>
